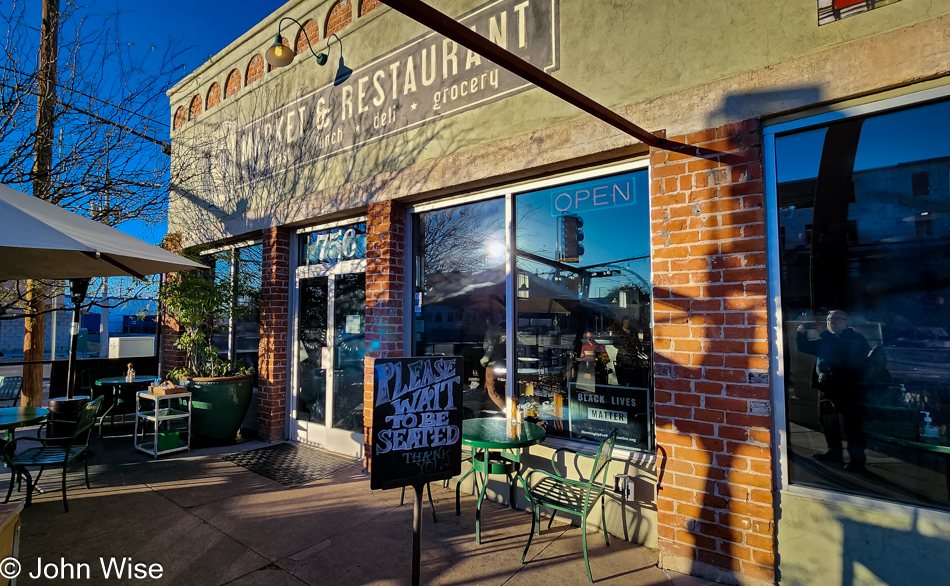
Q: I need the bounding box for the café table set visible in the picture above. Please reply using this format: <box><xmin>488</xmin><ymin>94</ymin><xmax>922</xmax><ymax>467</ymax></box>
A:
<box><xmin>0</xmin><ymin>373</ymin><xmax>158</xmax><ymax>448</ymax></box>
<box><xmin>458</xmin><ymin>416</ymin><xmax>546</xmax><ymax>544</ymax></box>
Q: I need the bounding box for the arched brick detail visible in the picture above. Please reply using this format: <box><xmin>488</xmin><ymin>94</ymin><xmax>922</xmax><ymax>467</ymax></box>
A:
<box><xmin>267</xmin><ymin>36</ymin><xmax>290</xmax><ymax>72</ymax></box>
<box><xmin>325</xmin><ymin>0</ymin><xmax>353</xmax><ymax>38</ymax></box>
<box><xmin>225</xmin><ymin>69</ymin><xmax>241</xmax><ymax>98</ymax></box>
<box><xmin>206</xmin><ymin>83</ymin><xmax>221</xmax><ymax>110</ymax></box>
<box><xmin>188</xmin><ymin>95</ymin><xmax>202</xmax><ymax>120</ymax></box>
<box><xmin>295</xmin><ymin>20</ymin><xmax>319</xmax><ymax>55</ymax></box>
<box><xmin>359</xmin><ymin>0</ymin><xmax>381</xmax><ymax>16</ymax></box>
<box><xmin>246</xmin><ymin>55</ymin><xmax>264</xmax><ymax>86</ymax></box>
<box><xmin>173</xmin><ymin>106</ymin><xmax>186</xmax><ymax>130</ymax></box>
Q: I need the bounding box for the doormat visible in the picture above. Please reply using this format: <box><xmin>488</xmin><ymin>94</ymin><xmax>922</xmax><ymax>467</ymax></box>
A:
<box><xmin>222</xmin><ymin>442</ymin><xmax>359</xmax><ymax>487</ymax></box>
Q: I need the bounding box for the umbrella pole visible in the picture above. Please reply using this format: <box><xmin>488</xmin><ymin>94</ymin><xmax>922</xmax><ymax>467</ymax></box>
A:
<box><xmin>66</xmin><ymin>278</ymin><xmax>90</xmax><ymax>399</ymax></box>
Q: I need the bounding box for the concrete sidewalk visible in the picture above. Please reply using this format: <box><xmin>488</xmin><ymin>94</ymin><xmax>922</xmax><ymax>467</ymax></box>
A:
<box><xmin>4</xmin><ymin>427</ymin><xmax>704</xmax><ymax>585</ymax></box>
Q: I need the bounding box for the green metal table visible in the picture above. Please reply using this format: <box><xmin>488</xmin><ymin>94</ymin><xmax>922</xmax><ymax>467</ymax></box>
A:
<box><xmin>0</xmin><ymin>408</ymin><xmax>50</xmax><ymax>477</ymax></box>
<box><xmin>0</xmin><ymin>408</ymin><xmax>49</xmax><ymax>441</ymax></box>
<box><xmin>457</xmin><ymin>417</ymin><xmax>546</xmax><ymax>544</ymax></box>
<box><xmin>94</xmin><ymin>376</ymin><xmax>155</xmax><ymax>432</ymax></box>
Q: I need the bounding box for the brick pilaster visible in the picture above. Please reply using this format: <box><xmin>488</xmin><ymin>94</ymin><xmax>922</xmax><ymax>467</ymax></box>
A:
<box><xmin>363</xmin><ymin>201</ymin><xmax>406</xmax><ymax>470</ymax></box>
<box><xmin>159</xmin><ymin>233</ymin><xmax>185</xmax><ymax>378</ymax></box>
<box><xmin>650</xmin><ymin>120</ymin><xmax>776</xmax><ymax>585</ymax></box>
<box><xmin>159</xmin><ymin>316</ymin><xmax>183</xmax><ymax>378</ymax></box>
<box><xmin>258</xmin><ymin>226</ymin><xmax>291</xmax><ymax>442</ymax></box>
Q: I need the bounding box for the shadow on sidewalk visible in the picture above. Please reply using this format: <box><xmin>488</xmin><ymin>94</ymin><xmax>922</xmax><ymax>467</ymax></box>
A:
<box><xmin>3</xmin><ymin>428</ymin><xmax>668</xmax><ymax>585</ymax></box>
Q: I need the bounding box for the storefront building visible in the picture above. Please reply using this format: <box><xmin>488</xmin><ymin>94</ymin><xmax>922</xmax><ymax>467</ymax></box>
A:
<box><xmin>165</xmin><ymin>1</ymin><xmax>950</xmax><ymax>584</ymax></box>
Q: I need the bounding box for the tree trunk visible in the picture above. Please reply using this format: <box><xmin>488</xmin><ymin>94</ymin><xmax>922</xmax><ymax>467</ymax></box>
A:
<box><xmin>22</xmin><ymin>0</ymin><xmax>60</xmax><ymax>407</ymax></box>
<box><xmin>21</xmin><ymin>282</ymin><xmax>46</xmax><ymax>407</ymax></box>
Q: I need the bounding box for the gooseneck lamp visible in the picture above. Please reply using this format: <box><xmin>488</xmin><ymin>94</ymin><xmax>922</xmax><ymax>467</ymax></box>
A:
<box><xmin>265</xmin><ymin>16</ymin><xmax>343</xmax><ymax>73</ymax></box>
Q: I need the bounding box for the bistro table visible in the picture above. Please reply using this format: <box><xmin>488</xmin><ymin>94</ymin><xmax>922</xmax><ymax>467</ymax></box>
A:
<box><xmin>94</xmin><ymin>376</ymin><xmax>155</xmax><ymax>433</ymax></box>
<box><xmin>0</xmin><ymin>407</ymin><xmax>50</xmax><ymax>495</ymax></box>
<box><xmin>457</xmin><ymin>417</ymin><xmax>546</xmax><ymax>544</ymax></box>
<box><xmin>0</xmin><ymin>407</ymin><xmax>50</xmax><ymax>441</ymax></box>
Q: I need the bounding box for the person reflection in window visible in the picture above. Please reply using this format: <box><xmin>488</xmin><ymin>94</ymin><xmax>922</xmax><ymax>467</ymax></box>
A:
<box><xmin>796</xmin><ymin>310</ymin><xmax>870</xmax><ymax>472</ymax></box>
<box><xmin>580</xmin><ymin>331</ymin><xmax>608</xmax><ymax>386</ymax></box>
<box><xmin>480</xmin><ymin>318</ymin><xmax>506</xmax><ymax>411</ymax></box>
<box><xmin>614</xmin><ymin>317</ymin><xmax>646</xmax><ymax>388</ymax></box>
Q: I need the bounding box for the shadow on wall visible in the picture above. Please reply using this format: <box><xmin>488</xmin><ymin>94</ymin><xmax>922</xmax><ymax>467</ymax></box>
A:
<box><xmin>169</xmin><ymin>64</ymin><xmax>476</xmax><ymax>244</ymax></box>
<box><xmin>838</xmin><ymin>512</ymin><xmax>950</xmax><ymax>586</ymax></box>
<box><xmin>707</xmin><ymin>87</ymin><xmax>823</xmax><ymax>129</ymax></box>
<box><xmin>514</xmin><ymin>446</ymin><xmax>659</xmax><ymax>545</ymax></box>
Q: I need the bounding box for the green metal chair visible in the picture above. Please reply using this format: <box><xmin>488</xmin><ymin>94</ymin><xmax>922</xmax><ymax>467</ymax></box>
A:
<box><xmin>2</xmin><ymin>396</ymin><xmax>102</xmax><ymax>513</ymax></box>
<box><xmin>520</xmin><ymin>428</ymin><xmax>618</xmax><ymax>583</ymax></box>
<box><xmin>0</xmin><ymin>376</ymin><xmax>22</xmax><ymax>406</ymax></box>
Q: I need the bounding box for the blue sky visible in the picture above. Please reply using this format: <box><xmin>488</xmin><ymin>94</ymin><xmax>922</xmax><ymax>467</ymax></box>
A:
<box><xmin>19</xmin><ymin>0</ymin><xmax>279</xmax><ymax>244</ymax></box>
<box><xmin>105</xmin><ymin>0</ymin><xmax>278</xmax><ymax>243</ymax></box>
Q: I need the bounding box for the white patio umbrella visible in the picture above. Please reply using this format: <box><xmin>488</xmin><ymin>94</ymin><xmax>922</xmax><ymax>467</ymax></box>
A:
<box><xmin>0</xmin><ymin>184</ymin><xmax>206</xmax><ymax>397</ymax></box>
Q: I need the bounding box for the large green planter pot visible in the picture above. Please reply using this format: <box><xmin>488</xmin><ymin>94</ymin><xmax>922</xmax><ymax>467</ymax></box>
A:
<box><xmin>178</xmin><ymin>374</ymin><xmax>254</xmax><ymax>442</ymax></box>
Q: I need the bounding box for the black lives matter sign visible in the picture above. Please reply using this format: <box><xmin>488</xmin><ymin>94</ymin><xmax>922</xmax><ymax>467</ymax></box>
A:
<box><xmin>371</xmin><ymin>356</ymin><xmax>463</xmax><ymax>490</ymax></box>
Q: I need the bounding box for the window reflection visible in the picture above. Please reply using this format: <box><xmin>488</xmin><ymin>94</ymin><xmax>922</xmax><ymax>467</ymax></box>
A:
<box><xmin>778</xmin><ymin>98</ymin><xmax>950</xmax><ymax>511</ymax></box>
<box><xmin>210</xmin><ymin>244</ymin><xmax>262</xmax><ymax>383</ymax></box>
<box><xmin>515</xmin><ymin>171</ymin><xmax>653</xmax><ymax>451</ymax></box>
<box><xmin>412</xmin><ymin>199</ymin><xmax>507</xmax><ymax>418</ymax></box>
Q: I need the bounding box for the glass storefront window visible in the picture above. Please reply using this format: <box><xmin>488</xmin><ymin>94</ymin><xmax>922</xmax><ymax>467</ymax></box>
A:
<box><xmin>412</xmin><ymin>199</ymin><xmax>507</xmax><ymax>419</ymax></box>
<box><xmin>776</xmin><ymin>98</ymin><xmax>950</xmax><ymax>511</ymax></box>
<box><xmin>515</xmin><ymin>171</ymin><xmax>653</xmax><ymax>451</ymax></box>
<box><xmin>209</xmin><ymin>244</ymin><xmax>262</xmax><ymax>380</ymax></box>
<box><xmin>411</xmin><ymin>168</ymin><xmax>655</xmax><ymax>452</ymax></box>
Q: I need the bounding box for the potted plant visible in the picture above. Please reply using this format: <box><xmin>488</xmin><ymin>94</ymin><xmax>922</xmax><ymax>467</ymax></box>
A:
<box><xmin>158</xmin><ymin>247</ymin><xmax>258</xmax><ymax>443</ymax></box>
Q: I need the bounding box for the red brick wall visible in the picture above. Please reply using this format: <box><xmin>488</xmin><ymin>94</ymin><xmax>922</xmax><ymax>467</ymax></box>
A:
<box><xmin>650</xmin><ymin>120</ymin><xmax>776</xmax><ymax>584</ymax></box>
<box><xmin>258</xmin><ymin>227</ymin><xmax>291</xmax><ymax>442</ymax></box>
<box><xmin>246</xmin><ymin>55</ymin><xmax>264</xmax><ymax>86</ymax></box>
<box><xmin>225</xmin><ymin>69</ymin><xmax>241</xmax><ymax>98</ymax></box>
<box><xmin>326</xmin><ymin>1</ymin><xmax>353</xmax><ymax>38</ymax></box>
<box><xmin>159</xmin><ymin>234</ymin><xmax>186</xmax><ymax>377</ymax></box>
<box><xmin>172</xmin><ymin>106</ymin><xmax>186</xmax><ymax>131</ymax></box>
<box><xmin>362</xmin><ymin>201</ymin><xmax>406</xmax><ymax>469</ymax></box>
<box><xmin>296</xmin><ymin>21</ymin><xmax>319</xmax><ymax>55</ymax></box>
<box><xmin>189</xmin><ymin>95</ymin><xmax>202</xmax><ymax>120</ymax></box>
<box><xmin>206</xmin><ymin>83</ymin><xmax>221</xmax><ymax>110</ymax></box>
<box><xmin>359</xmin><ymin>0</ymin><xmax>381</xmax><ymax>16</ymax></box>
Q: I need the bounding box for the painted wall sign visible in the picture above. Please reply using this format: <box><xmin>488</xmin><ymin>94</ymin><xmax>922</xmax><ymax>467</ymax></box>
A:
<box><xmin>234</xmin><ymin>0</ymin><xmax>559</xmax><ymax>185</ymax></box>
<box><xmin>568</xmin><ymin>382</ymin><xmax>650</xmax><ymax>450</ymax></box>
<box><xmin>371</xmin><ymin>356</ymin><xmax>464</xmax><ymax>490</ymax></box>
<box><xmin>548</xmin><ymin>174</ymin><xmax>638</xmax><ymax>216</ymax></box>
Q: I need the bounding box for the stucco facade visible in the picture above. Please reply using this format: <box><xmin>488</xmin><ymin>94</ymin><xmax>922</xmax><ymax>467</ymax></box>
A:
<box><xmin>166</xmin><ymin>1</ymin><xmax>950</xmax><ymax>584</ymax></box>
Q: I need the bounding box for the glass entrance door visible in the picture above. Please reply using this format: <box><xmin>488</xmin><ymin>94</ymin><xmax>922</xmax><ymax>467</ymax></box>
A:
<box><xmin>294</xmin><ymin>263</ymin><xmax>366</xmax><ymax>457</ymax></box>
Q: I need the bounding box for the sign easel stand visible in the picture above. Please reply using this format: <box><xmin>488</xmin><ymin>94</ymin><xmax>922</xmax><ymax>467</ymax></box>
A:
<box><xmin>412</xmin><ymin>482</ymin><xmax>423</xmax><ymax>586</ymax></box>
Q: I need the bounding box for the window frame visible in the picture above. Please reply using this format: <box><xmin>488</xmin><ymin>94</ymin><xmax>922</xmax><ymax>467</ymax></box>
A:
<box><xmin>764</xmin><ymin>82</ymin><xmax>950</xmax><ymax>521</ymax></box>
<box><xmin>407</xmin><ymin>158</ymin><xmax>653</xmax><ymax>460</ymax></box>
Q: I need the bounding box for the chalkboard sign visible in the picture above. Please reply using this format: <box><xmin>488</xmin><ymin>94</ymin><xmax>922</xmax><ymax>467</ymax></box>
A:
<box><xmin>371</xmin><ymin>356</ymin><xmax>464</xmax><ymax>490</ymax></box>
